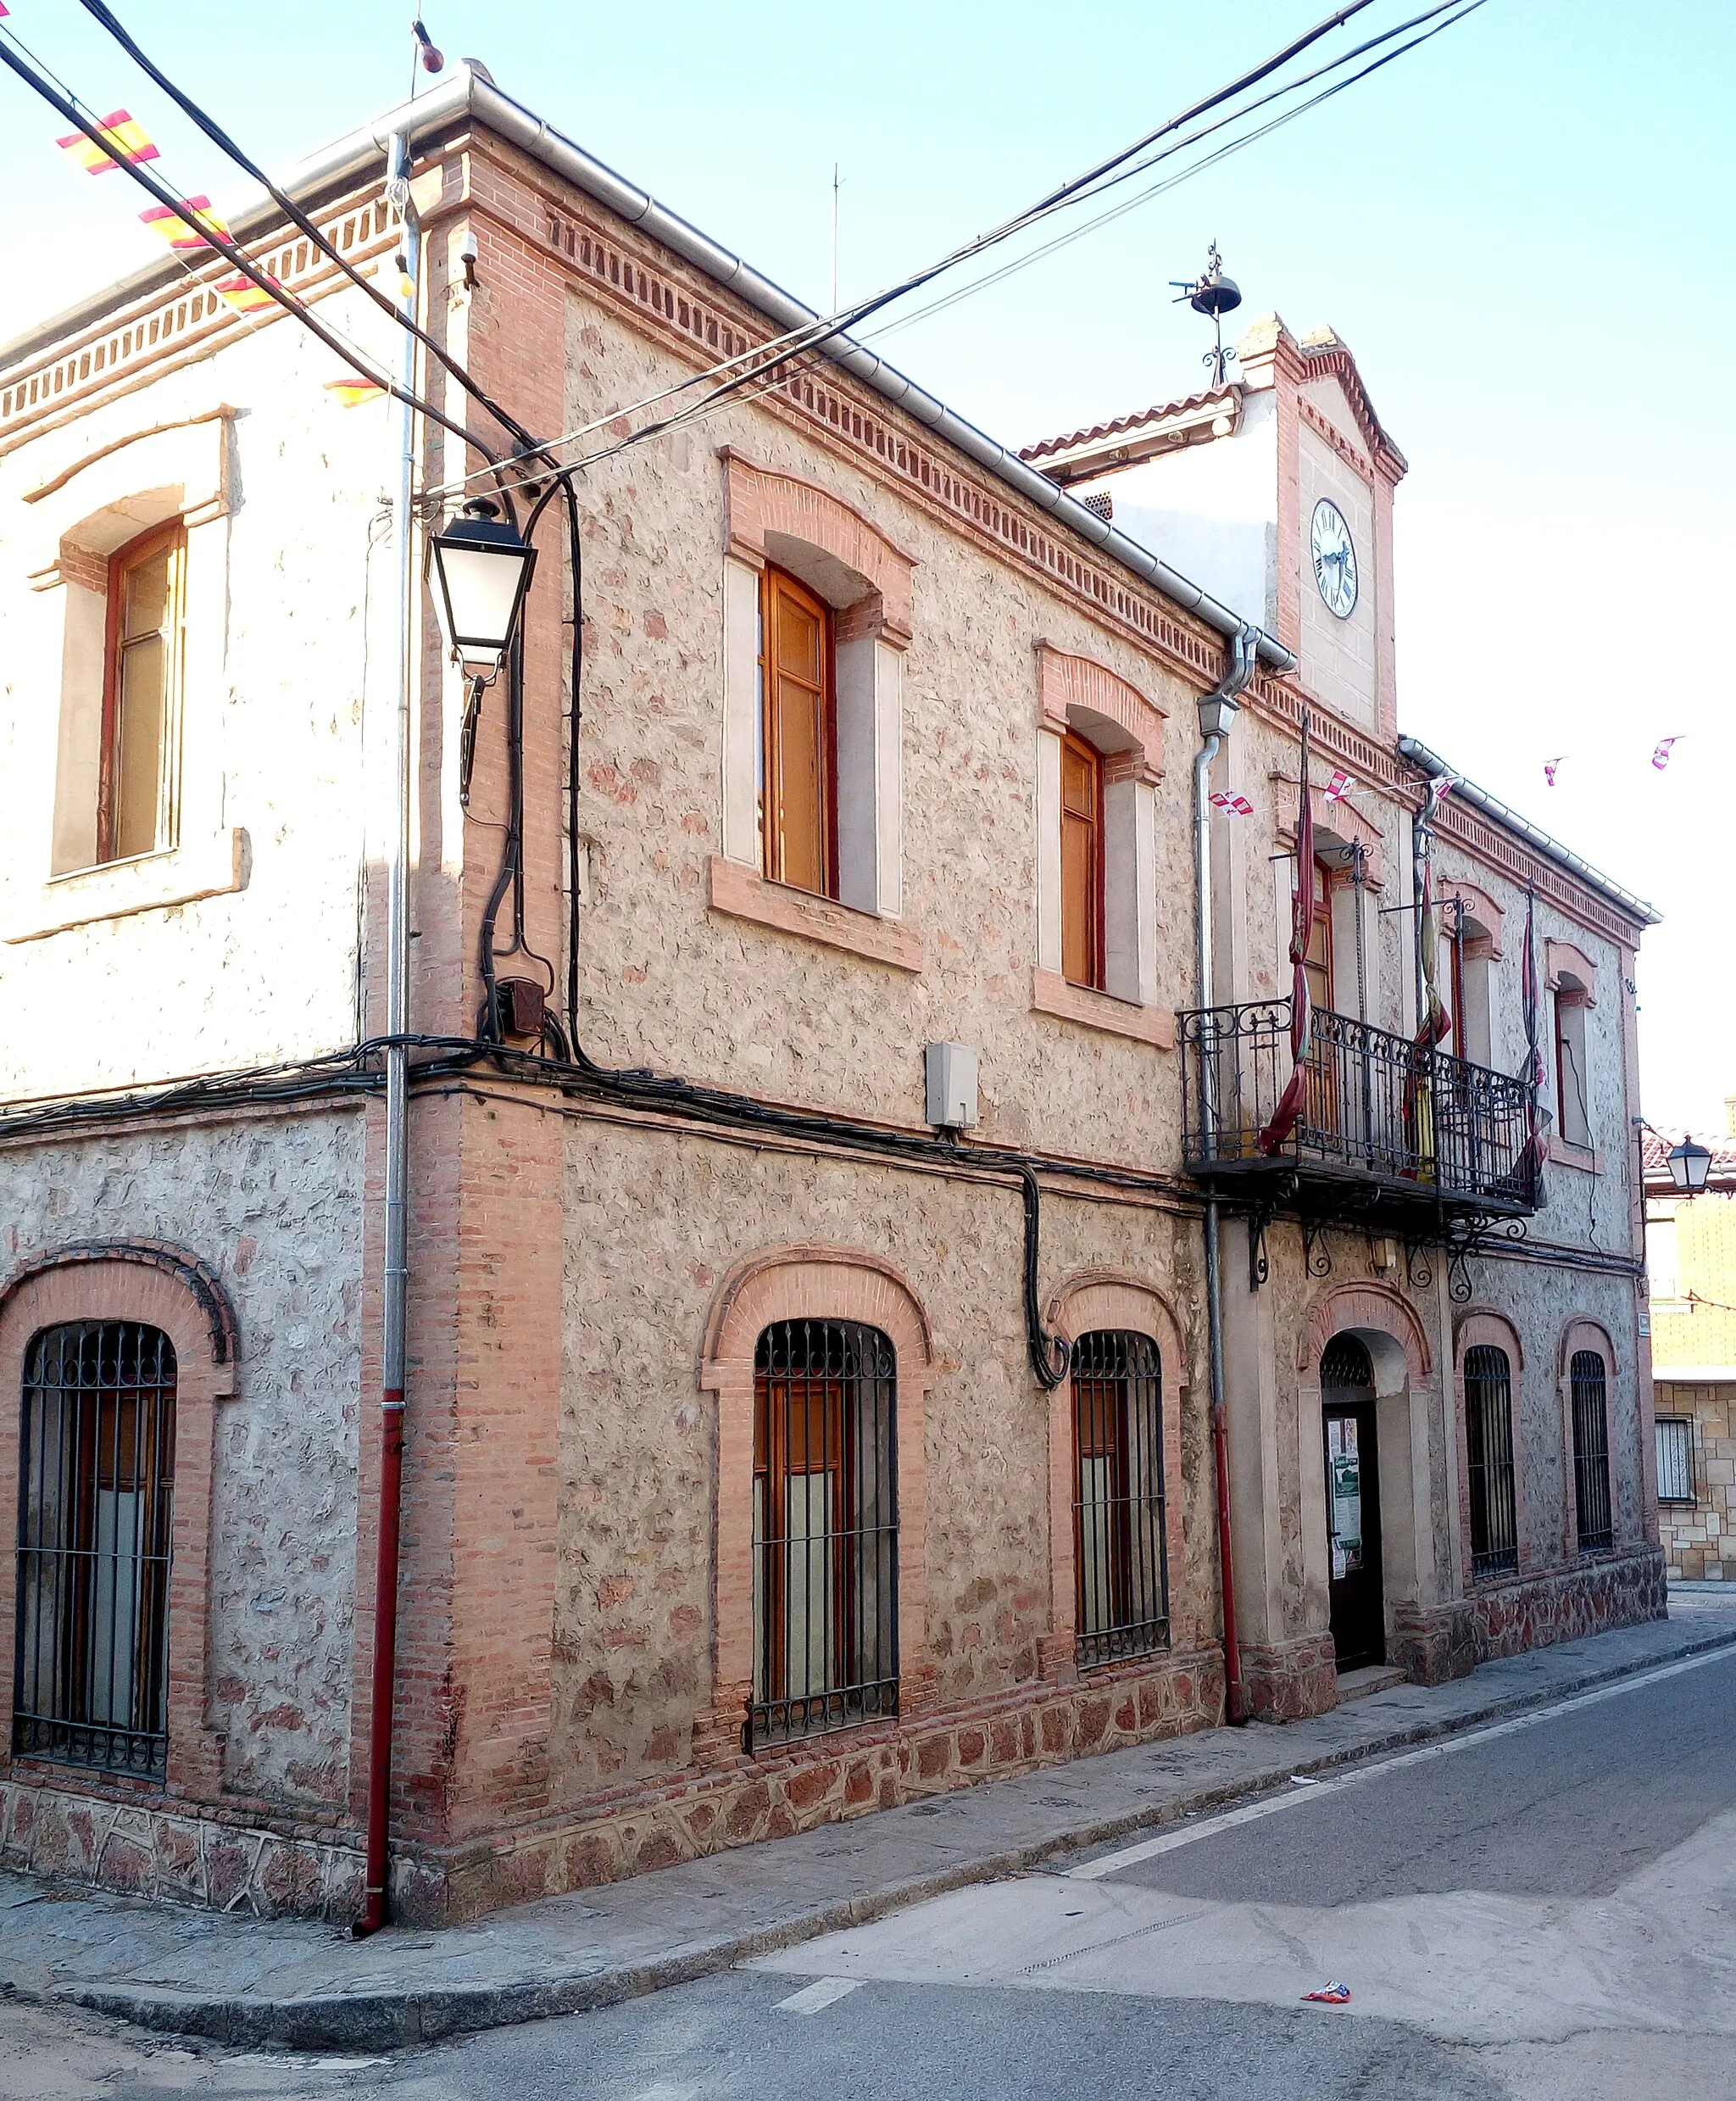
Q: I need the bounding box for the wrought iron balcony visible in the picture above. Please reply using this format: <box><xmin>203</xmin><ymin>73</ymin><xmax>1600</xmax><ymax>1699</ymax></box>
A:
<box><xmin>1179</xmin><ymin>998</ymin><xmax>1540</xmax><ymax>1221</ymax></box>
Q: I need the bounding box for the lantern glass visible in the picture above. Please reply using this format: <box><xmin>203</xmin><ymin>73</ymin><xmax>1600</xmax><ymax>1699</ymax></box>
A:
<box><xmin>1667</xmin><ymin>1137</ymin><xmax>1712</xmax><ymax>1195</ymax></box>
<box><xmin>430</xmin><ymin>506</ymin><xmax>537</xmax><ymax>667</ymax></box>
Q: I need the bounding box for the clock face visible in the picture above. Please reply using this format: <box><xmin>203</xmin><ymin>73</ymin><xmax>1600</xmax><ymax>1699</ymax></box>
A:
<box><xmin>1310</xmin><ymin>498</ymin><xmax>1359</xmax><ymax>619</ymax></box>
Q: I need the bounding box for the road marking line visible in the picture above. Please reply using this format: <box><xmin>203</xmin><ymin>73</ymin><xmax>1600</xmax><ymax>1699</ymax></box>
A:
<box><xmin>776</xmin><ymin>1975</ymin><xmax>866</xmax><ymax>2014</ymax></box>
<box><xmin>1066</xmin><ymin>1643</ymin><xmax>1736</xmax><ymax>1881</ymax></box>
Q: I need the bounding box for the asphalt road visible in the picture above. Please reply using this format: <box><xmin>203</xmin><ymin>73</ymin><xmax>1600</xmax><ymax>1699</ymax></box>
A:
<box><xmin>8</xmin><ymin>1643</ymin><xmax>1736</xmax><ymax>2101</ymax></box>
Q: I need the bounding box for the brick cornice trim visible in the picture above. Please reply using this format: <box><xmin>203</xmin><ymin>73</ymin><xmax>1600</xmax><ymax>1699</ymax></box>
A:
<box><xmin>1300</xmin><ymin>1279</ymin><xmax>1432</xmax><ymax>1382</ymax></box>
<box><xmin>0</xmin><ymin>1240</ymin><xmax>238</xmax><ymax>1366</ymax></box>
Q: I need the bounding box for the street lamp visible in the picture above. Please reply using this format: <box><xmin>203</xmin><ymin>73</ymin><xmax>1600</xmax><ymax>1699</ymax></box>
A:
<box><xmin>1667</xmin><ymin>1135</ymin><xmax>1713</xmax><ymax>1195</ymax></box>
<box><xmin>429</xmin><ymin>499</ymin><xmax>537</xmax><ymax>669</ymax></box>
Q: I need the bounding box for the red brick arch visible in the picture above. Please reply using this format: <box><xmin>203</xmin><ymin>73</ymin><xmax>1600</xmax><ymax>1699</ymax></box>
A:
<box><xmin>1299</xmin><ymin>1280</ymin><xmax>1431</xmax><ymax>1384</ymax></box>
<box><xmin>696</xmin><ymin>1246</ymin><xmax>935</xmax><ymax>1764</ymax></box>
<box><xmin>1561</xmin><ymin>1315</ymin><xmax>1618</xmax><ymax>1377</ymax></box>
<box><xmin>721</xmin><ymin>450</ymin><xmax>915</xmax><ymax>644</ymax></box>
<box><xmin>0</xmin><ymin>1244</ymin><xmax>239</xmax><ymax>1797</ymax></box>
<box><xmin>1036</xmin><ymin>644</ymin><xmax>1167</xmax><ymax>783</ymax></box>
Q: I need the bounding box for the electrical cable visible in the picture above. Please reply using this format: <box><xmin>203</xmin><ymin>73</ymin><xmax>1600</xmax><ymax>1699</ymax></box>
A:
<box><xmin>72</xmin><ymin>0</ymin><xmax>548</xmax><ymax>465</ymax></box>
<box><xmin>0</xmin><ymin>30</ymin><xmax>499</xmax><ymax>470</ymax></box>
<box><xmin>415</xmin><ymin>0</ymin><xmax>1468</xmax><ymax>507</ymax></box>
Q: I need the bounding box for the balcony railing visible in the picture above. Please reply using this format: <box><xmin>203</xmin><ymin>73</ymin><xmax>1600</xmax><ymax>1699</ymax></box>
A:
<box><xmin>1179</xmin><ymin>999</ymin><xmax>1540</xmax><ymax>1216</ymax></box>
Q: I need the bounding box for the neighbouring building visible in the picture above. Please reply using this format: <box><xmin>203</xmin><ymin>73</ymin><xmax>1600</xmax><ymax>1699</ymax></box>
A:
<box><xmin>1645</xmin><ymin>1108</ymin><xmax>1736</xmax><ymax>1579</ymax></box>
<box><xmin>0</xmin><ymin>64</ymin><xmax>1663</xmax><ymax>1926</ymax></box>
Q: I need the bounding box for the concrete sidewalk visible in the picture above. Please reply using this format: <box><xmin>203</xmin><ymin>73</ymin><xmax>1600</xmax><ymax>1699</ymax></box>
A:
<box><xmin>6</xmin><ymin>1595</ymin><xmax>1733</xmax><ymax>2053</ymax></box>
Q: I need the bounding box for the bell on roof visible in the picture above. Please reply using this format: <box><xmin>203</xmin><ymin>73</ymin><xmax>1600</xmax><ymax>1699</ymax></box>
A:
<box><xmin>1188</xmin><ymin>244</ymin><xmax>1242</xmax><ymax>321</ymax></box>
<box><xmin>1171</xmin><ymin>243</ymin><xmax>1243</xmax><ymax>388</ymax></box>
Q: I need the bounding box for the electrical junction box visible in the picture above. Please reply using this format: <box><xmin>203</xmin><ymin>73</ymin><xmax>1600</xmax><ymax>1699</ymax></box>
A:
<box><xmin>925</xmin><ymin>1042</ymin><xmax>980</xmax><ymax>1130</ymax></box>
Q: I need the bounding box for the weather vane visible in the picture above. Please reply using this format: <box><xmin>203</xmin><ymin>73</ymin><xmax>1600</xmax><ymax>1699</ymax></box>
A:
<box><xmin>1170</xmin><ymin>242</ymin><xmax>1243</xmax><ymax>387</ymax></box>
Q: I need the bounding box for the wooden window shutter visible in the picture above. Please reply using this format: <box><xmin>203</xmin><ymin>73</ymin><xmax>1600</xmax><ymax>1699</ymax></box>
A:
<box><xmin>98</xmin><ymin>521</ymin><xmax>185</xmax><ymax>866</ymax></box>
<box><xmin>1060</xmin><ymin>729</ymin><xmax>1104</xmax><ymax>989</ymax></box>
<box><xmin>760</xmin><ymin>566</ymin><xmax>837</xmax><ymax>898</ymax></box>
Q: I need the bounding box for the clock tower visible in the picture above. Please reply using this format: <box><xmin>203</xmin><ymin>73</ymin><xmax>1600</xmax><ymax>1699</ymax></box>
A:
<box><xmin>1018</xmin><ymin>313</ymin><xmax>1406</xmax><ymax>742</ymax></box>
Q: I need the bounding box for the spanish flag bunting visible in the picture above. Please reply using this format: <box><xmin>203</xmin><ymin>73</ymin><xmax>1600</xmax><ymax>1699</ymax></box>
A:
<box><xmin>58</xmin><ymin>111</ymin><xmax>160</xmax><ymax>176</ymax></box>
<box><xmin>323</xmin><ymin>376</ymin><xmax>387</xmax><ymax>408</ymax></box>
<box><xmin>138</xmin><ymin>195</ymin><xmax>230</xmax><ymax>253</ymax></box>
<box><xmin>215</xmin><ymin>271</ymin><xmax>280</xmax><ymax>315</ymax></box>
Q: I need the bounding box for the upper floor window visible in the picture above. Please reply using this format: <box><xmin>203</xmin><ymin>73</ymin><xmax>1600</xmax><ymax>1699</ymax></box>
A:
<box><xmin>1570</xmin><ymin>1350</ymin><xmax>1613</xmax><ymax>1552</ymax></box>
<box><xmin>1463</xmin><ymin>1342</ymin><xmax>1518</xmax><ymax>1579</ymax></box>
<box><xmin>1071</xmin><ymin>1329</ymin><xmax>1167</xmax><ymax>1668</ymax></box>
<box><xmin>16</xmin><ymin>1320</ymin><xmax>176</xmax><ymax>1777</ymax></box>
<box><xmin>98</xmin><ymin>523</ymin><xmax>186</xmax><ymax>865</ymax></box>
<box><xmin>758</xmin><ymin>565</ymin><xmax>837</xmax><ymax>900</ymax></box>
<box><xmin>1304</xmin><ymin>855</ymin><xmax>1335</xmax><ymax>1012</ymax></box>
<box><xmin>1554</xmin><ymin>990</ymin><xmax>1591</xmax><ymax>1150</ymax></box>
<box><xmin>1060</xmin><ymin>729</ymin><xmax>1104</xmax><ymax>989</ymax></box>
<box><xmin>751</xmin><ymin>1318</ymin><xmax>897</xmax><ymax>1747</ymax></box>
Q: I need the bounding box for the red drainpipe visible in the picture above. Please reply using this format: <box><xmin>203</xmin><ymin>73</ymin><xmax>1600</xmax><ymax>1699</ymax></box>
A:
<box><xmin>353</xmin><ymin>1391</ymin><xmax>405</xmax><ymax>1937</ymax></box>
<box><xmin>1211</xmin><ymin>1390</ymin><xmax>1246</xmax><ymax>1725</ymax></box>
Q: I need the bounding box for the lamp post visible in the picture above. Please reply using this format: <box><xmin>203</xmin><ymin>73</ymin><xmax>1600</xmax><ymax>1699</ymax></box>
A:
<box><xmin>430</xmin><ymin>499</ymin><xmax>537</xmax><ymax>669</ymax></box>
<box><xmin>1667</xmin><ymin>1135</ymin><xmax>1713</xmax><ymax>1196</ymax></box>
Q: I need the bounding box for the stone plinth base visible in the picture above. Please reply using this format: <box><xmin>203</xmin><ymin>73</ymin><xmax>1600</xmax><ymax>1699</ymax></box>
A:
<box><xmin>0</xmin><ymin>1647</ymin><xmax>1223</xmax><ymax>1927</ymax></box>
<box><xmin>1240</xmin><ymin>1633</ymin><xmax>1338</xmax><ymax>1723</ymax></box>
<box><xmin>0</xmin><ymin>1773</ymin><xmax>363</xmax><ymax>1920</ymax></box>
<box><xmin>392</xmin><ymin>1644</ymin><xmax>1224</xmax><ymax>1927</ymax></box>
<box><xmin>1392</xmin><ymin>1546</ymin><xmax>1666</xmax><ymax>1686</ymax></box>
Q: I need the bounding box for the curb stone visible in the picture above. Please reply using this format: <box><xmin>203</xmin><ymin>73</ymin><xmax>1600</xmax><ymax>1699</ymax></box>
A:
<box><xmin>31</xmin><ymin>1616</ymin><xmax>1736</xmax><ymax>2053</ymax></box>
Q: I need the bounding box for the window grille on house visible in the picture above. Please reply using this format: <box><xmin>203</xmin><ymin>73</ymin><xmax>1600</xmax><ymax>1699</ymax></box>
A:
<box><xmin>1071</xmin><ymin>1330</ymin><xmax>1168</xmax><ymax>1669</ymax></box>
<box><xmin>1570</xmin><ymin>1350</ymin><xmax>1613</xmax><ymax>1552</ymax></box>
<box><xmin>1463</xmin><ymin>1344</ymin><xmax>1518</xmax><ymax>1579</ymax></box>
<box><xmin>1655</xmin><ymin>1415</ymin><xmax>1694</xmax><ymax>1506</ymax></box>
<box><xmin>15</xmin><ymin>1322</ymin><xmax>176</xmax><ymax>1776</ymax></box>
<box><xmin>751</xmin><ymin>1320</ymin><xmax>897</xmax><ymax>1748</ymax></box>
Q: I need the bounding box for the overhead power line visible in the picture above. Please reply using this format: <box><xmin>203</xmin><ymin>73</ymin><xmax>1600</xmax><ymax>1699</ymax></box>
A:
<box><xmin>0</xmin><ymin>26</ymin><xmax>484</xmax><ymax>463</ymax></box>
<box><xmin>418</xmin><ymin>0</ymin><xmax>1491</xmax><ymax>505</ymax></box>
<box><xmin>72</xmin><ymin>0</ymin><xmax>542</xmax><ymax>461</ymax></box>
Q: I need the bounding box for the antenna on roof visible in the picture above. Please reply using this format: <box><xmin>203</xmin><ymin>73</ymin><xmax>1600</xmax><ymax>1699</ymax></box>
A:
<box><xmin>1170</xmin><ymin>242</ymin><xmax>1243</xmax><ymax>387</ymax></box>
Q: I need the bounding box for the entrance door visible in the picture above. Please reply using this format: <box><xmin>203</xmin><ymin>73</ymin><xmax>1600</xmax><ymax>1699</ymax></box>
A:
<box><xmin>1321</xmin><ymin>1335</ymin><xmax>1383</xmax><ymax>1670</ymax></box>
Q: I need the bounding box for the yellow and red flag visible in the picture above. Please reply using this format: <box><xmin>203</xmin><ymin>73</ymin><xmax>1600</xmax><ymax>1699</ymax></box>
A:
<box><xmin>215</xmin><ymin>271</ymin><xmax>281</xmax><ymax>315</ymax></box>
<box><xmin>323</xmin><ymin>376</ymin><xmax>387</xmax><ymax>408</ymax></box>
<box><xmin>138</xmin><ymin>195</ymin><xmax>230</xmax><ymax>253</ymax></box>
<box><xmin>58</xmin><ymin>110</ymin><xmax>160</xmax><ymax>175</ymax></box>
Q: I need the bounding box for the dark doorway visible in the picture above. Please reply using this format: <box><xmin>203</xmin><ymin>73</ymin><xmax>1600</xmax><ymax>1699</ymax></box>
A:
<box><xmin>1321</xmin><ymin>1334</ymin><xmax>1383</xmax><ymax>1670</ymax></box>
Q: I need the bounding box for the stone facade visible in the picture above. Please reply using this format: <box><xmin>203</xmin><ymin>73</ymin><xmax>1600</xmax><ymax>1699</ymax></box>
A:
<box><xmin>0</xmin><ymin>70</ymin><xmax>1661</xmax><ymax>1925</ymax></box>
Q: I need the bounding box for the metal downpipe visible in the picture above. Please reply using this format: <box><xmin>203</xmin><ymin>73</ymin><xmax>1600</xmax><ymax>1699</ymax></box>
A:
<box><xmin>356</xmin><ymin>132</ymin><xmax>420</xmax><ymax>1940</ymax></box>
<box><xmin>1195</xmin><ymin>625</ymin><xmax>1258</xmax><ymax>1728</ymax></box>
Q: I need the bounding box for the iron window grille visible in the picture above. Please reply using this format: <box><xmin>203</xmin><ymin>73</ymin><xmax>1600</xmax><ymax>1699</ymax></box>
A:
<box><xmin>751</xmin><ymin>1319</ymin><xmax>897</xmax><ymax>1749</ymax></box>
<box><xmin>1655</xmin><ymin>1416</ymin><xmax>1695</xmax><ymax>1506</ymax></box>
<box><xmin>1463</xmin><ymin>1344</ymin><xmax>1519</xmax><ymax>1580</ymax></box>
<box><xmin>1570</xmin><ymin>1351</ymin><xmax>1613</xmax><ymax>1552</ymax></box>
<box><xmin>15</xmin><ymin>1322</ymin><xmax>176</xmax><ymax>1777</ymax></box>
<box><xmin>1071</xmin><ymin>1330</ymin><xmax>1169</xmax><ymax>1669</ymax></box>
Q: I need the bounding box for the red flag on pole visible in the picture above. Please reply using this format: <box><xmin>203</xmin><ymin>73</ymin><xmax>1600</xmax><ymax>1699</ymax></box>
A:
<box><xmin>1259</xmin><ymin>717</ymin><xmax>1315</xmax><ymax>1156</ymax></box>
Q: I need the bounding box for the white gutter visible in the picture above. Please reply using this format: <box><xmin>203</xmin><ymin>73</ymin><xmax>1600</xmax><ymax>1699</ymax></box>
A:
<box><xmin>1397</xmin><ymin>734</ymin><xmax>1661</xmax><ymax>928</ymax></box>
<box><xmin>3</xmin><ymin>64</ymin><xmax>1296</xmax><ymax>677</ymax></box>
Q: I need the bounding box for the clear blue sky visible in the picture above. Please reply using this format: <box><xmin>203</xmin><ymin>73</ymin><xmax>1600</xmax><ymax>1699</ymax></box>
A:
<box><xmin>5</xmin><ymin>1</ymin><xmax>1732</xmax><ymax>1133</ymax></box>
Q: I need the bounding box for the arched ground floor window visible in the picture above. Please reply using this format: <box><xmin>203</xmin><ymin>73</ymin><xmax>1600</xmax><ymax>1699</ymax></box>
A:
<box><xmin>1463</xmin><ymin>1344</ymin><xmax>1519</xmax><ymax>1579</ymax></box>
<box><xmin>752</xmin><ymin>1318</ymin><xmax>897</xmax><ymax>1747</ymax></box>
<box><xmin>16</xmin><ymin>1320</ymin><xmax>176</xmax><ymax>1776</ymax></box>
<box><xmin>1071</xmin><ymin>1329</ymin><xmax>1167</xmax><ymax>1668</ymax></box>
<box><xmin>1570</xmin><ymin>1349</ymin><xmax>1613</xmax><ymax>1552</ymax></box>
